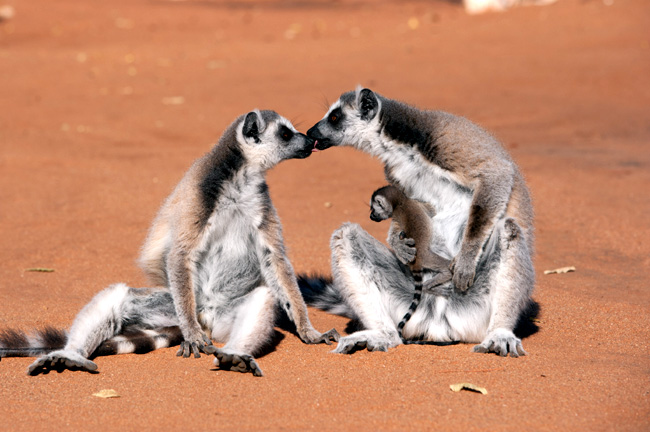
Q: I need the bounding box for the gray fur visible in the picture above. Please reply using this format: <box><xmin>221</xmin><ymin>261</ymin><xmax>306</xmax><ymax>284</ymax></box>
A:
<box><xmin>307</xmin><ymin>88</ymin><xmax>535</xmax><ymax>356</ymax></box>
<box><xmin>3</xmin><ymin>111</ymin><xmax>338</xmax><ymax>376</ymax></box>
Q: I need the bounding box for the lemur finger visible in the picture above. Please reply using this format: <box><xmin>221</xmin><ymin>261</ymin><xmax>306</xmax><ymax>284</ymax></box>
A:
<box><xmin>202</xmin><ymin>344</ymin><xmax>217</xmax><ymax>354</ymax></box>
<box><xmin>251</xmin><ymin>362</ymin><xmax>264</xmax><ymax>377</ymax></box>
<box><xmin>472</xmin><ymin>344</ymin><xmax>488</xmax><ymax>354</ymax></box>
<box><xmin>319</xmin><ymin>328</ymin><xmax>340</xmax><ymax>345</ymax></box>
<box><xmin>178</xmin><ymin>341</ymin><xmax>192</xmax><ymax>358</ymax></box>
<box><xmin>368</xmin><ymin>342</ymin><xmax>388</xmax><ymax>352</ymax></box>
<box><xmin>176</xmin><ymin>343</ymin><xmax>185</xmax><ymax>357</ymax></box>
<box><xmin>191</xmin><ymin>343</ymin><xmax>201</xmax><ymax>358</ymax></box>
<box><xmin>325</xmin><ymin>328</ymin><xmax>340</xmax><ymax>342</ymax></box>
<box><xmin>516</xmin><ymin>341</ymin><xmax>527</xmax><ymax>357</ymax></box>
<box><xmin>27</xmin><ymin>358</ymin><xmax>47</xmax><ymax>375</ymax></box>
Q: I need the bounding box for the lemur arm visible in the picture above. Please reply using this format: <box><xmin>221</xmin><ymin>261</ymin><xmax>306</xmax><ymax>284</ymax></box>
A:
<box><xmin>452</xmin><ymin>164</ymin><xmax>514</xmax><ymax>291</ymax></box>
<box><xmin>166</xmin><ymin>240</ymin><xmax>215</xmax><ymax>358</ymax></box>
<box><xmin>256</xmin><ymin>208</ymin><xmax>339</xmax><ymax>345</ymax></box>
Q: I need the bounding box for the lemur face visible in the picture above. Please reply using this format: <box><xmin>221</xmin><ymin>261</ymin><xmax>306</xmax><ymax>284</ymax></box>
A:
<box><xmin>238</xmin><ymin>110</ymin><xmax>315</xmax><ymax>169</ymax></box>
<box><xmin>307</xmin><ymin>87</ymin><xmax>380</xmax><ymax>151</ymax></box>
<box><xmin>369</xmin><ymin>190</ymin><xmax>394</xmax><ymax>222</ymax></box>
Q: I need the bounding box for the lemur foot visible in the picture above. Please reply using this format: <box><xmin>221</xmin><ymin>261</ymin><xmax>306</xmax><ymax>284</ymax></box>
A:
<box><xmin>333</xmin><ymin>333</ymin><xmax>399</xmax><ymax>354</ymax></box>
<box><xmin>176</xmin><ymin>333</ymin><xmax>216</xmax><ymax>358</ymax></box>
<box><xmin>450</xmin><ymin>253</ymin><xmax>477</xmax><ymax>292</ymax></box>
<box><xmin>27</xmin><ymin>350</ymin><xmax>98</xmax><ymax>376</ymax></box>
<box><xmin>472</xmin><ymin>329</ymin><xmax>527</xmax><ymax>358</ymax></box>
<box><xmin>213</xmin><ymin>349</ymin><xmax>263</xmax><ymax>377</ymax></box>
<box><xmin>299</xmin><ymin>328</ymin><xmax>340</xmax><ymax>345</ymax></box>
<box><xmin>422</xmin><ymin>278</ymin><xmax>454</xmax><ymax>297</ymax></box>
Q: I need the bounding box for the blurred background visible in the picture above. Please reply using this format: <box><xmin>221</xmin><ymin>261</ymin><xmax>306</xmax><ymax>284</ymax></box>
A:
<box><xmin>0</xmin><ymin>1</ymin><xmax>648</xmax><ymax>431</ymax></box>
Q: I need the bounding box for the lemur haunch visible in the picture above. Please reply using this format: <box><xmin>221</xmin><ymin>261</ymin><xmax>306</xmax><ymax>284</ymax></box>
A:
<box><xmin>305</xmin><ymin>88</ymin><xmax>534</xmax><ymax>357</ymax></box>
<box><xmin>0</xmin><ymin>110</ymin><xmax>338</xmax><ymax>376</ymax></box>
<box><xmin>369</xmin><ymin>185</ymin><xmax>453</xmax><ymax>343</ymax></box>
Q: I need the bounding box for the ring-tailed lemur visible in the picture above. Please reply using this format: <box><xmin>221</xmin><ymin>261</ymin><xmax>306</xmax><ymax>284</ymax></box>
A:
<box><xmin>369</xmin><ymin>185</ymin><xmax>454</xmax><ymax>344</ymax></box>
<box><xmin>304</xmin><ymin>87</ymin><xmax>534</xmax><ymax>356</ymax></box>
<box><xmin>0</xmin><ymin>110</ymin><xmax>339</xmax><ymax>376</ymax></box>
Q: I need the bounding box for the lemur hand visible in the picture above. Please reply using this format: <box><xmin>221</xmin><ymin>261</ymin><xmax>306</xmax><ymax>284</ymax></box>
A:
<box><xmin>176</xmin><ymin>331</ymin><xmax>216</xmax><ymax>358</ymax></box>
<box><xmin>298</xmin><ymin>327</ymin><xmax>340</xmax><ymax>345</ymax></box>
<box><xmin>388</xmin><ymin>230</ymin><xmax>416</xmax><ymax>265</ymax></box>
<box><xmin>450</xmin><ymin>252</ymin><xmax>477</xmax><ymax>292</ymax></box>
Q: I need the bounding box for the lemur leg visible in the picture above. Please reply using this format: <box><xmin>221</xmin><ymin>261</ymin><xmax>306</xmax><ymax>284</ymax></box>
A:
<box><xmin>28</xmin><ymin>284</ymin><xmax>178</xmax><ymax>375</ymax></box>
<box><xmin>330</xmin><ymin>223</ymin><xmax>411</xmax><ymax>354</ymax></box>
<box><xmin>473</xmin><ymin>218</ymin><xmax>534</xmax><ymax>357</ymax></box>
<box><xmin>211</xmin><ymin>286</ymin><xmax>275</xmax><ymax>377</ymax></box>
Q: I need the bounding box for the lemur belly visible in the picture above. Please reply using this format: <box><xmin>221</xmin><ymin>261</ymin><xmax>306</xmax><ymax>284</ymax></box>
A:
<box><xmin>192</xmin><ymin>178</ymin><xmax>266</xmax><ymax>327</ymax></box>
<box><xmin>381</xmin><ymin>144</ymin><xmax>472</xmax><ymax>258</ymax></box>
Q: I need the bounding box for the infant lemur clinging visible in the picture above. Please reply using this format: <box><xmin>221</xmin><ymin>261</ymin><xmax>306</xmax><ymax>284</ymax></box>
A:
<box><xmin>369</xmin><ymin>185</ymin><xmax>453</xmax><ymax>342</ymax></box>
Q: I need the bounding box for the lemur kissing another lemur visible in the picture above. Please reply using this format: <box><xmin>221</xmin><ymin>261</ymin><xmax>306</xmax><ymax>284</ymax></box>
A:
<box><xmin>304</xmin><ymin>87</ymin><xmax>535</xmax><ymax>357</ymax></box>
<box><xmin>0</xmin><ymin>110</ymin><xmax>338</xmax><ymax>377</ymax></box>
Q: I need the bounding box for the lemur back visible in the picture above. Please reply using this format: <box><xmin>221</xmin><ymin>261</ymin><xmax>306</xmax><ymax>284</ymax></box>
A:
<box><xmin>369</xmin><ymin>185</ymin><xmax>453</xmax><ymax>343</ymax></box>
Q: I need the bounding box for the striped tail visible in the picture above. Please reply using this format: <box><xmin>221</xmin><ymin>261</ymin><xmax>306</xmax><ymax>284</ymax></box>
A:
<box><xmin>397</xmin><ymin>269</ymin><xmax>424</xmax><ymax>342</ymax></box>
<box><xmin>0</xmin><ymin>326</ymin><xmax>183</xmax><ymax>359</ymax></box>
<box><xmin>297</xmin><ymin>273</ymin><xmax>357</xmax><ymax>319</ymax></box>
<box><xmin>94</xmin><ymin>327</ymin><xmax>183</xmax><ymax>356</ymax></box>
<box><xmin>0</xmin><ymin>327</ymin><xmax>67</xmax><ymax>357</ymax></box>
<box><xmin>398</xmin><ymin>270</ymin><xmax>460</xmax><ymax>347</ymax></box>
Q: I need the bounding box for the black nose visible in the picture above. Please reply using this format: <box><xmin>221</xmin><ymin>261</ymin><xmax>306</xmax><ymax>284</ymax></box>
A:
<box><xmin>301</xmin><ymin>133</ymin><xmax>315</xmax><ymax>146</ymax></box>
<box><xmin>307</xmin><ymin>125</ymin><xmax>321</xmax><ymax>139</ymax></box>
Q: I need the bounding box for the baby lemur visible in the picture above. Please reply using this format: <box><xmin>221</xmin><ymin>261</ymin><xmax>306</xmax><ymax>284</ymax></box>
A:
<box><xmin>0</xmin><ymin>110</ymin><xmax>338</xmax><ymax>376</ymax></box>
<box><xmin>369</xmin><ymin>185</ymin><xmax>453</xmax><ymax>343</ymax></box>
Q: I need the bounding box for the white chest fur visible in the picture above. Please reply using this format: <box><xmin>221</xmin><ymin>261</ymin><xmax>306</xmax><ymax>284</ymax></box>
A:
<box><xmin>369</xmin><ymin>136</ymin><xmax>472</xmax><ymax>258</ymax></box>
<box><xmin>192</xmin><ymin>169</ymin><xmax>267</xmax><ymax>296</ymax></box>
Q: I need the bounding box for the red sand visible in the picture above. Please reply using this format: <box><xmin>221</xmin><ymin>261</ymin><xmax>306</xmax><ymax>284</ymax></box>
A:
<box><xmin>0</xmin><ymin>0</ymin><xmax>648</xmax><ymax>430</ymax></box>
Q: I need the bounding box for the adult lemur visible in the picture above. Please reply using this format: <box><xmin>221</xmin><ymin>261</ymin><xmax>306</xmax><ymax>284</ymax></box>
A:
<box><xmin>0</xmin><ymin>110</ymin><xmax>338</xmax><ymax>376</ymax></box>
<box><xmin>369</xmin><ymin>185</ymin><xmax>453</xmax><ymax>343</ymax></box>
<box><xmin>305</xmin><ymin>88</ymin><xmax>534</xmax><ymax>357</ymax></box>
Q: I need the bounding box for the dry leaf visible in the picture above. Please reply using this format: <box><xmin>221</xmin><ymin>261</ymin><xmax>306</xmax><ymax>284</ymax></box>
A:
<box><xmin>93</xmin><ymin>389</ymin><xmax>120</xmax><ymax>398</ymax></box>
<box><xmin>25</xmin><ymin>268</ymin><xmax>55</xmax><ymax>272</ymax></box>
<box><xmin>543</xmin><ymin>266</ymin><xmax>576</xmax><ymax>275</ymax></box>
<box><xmin>450</xmin><ymin>383</ymin><xmax>488</xmax><ymax>395</ymax></box>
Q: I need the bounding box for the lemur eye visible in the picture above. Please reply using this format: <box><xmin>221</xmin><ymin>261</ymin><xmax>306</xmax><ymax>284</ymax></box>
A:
<box><xmin>279</xmin><ymin>126</ymin><xmax>294</xmax><ymax>142</ymax></box>
<box><xmin>328</xmin><ymin>108</ymin><xmax>342</xmax><ymax>124</ymax></box>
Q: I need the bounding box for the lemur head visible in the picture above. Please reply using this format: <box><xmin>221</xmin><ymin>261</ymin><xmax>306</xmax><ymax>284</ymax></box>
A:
<box><xmin>236</xmin><ymin>109</ymin><xmax>315</xmax><ymax>169</ymax></box>
<box><xmin>369</xmin><ymin>185</ymin><xmax>400</xmax><ymax>222</ymax></box>
<box><xmin>307</xmin><ymin>87</ymin><xmax>381</xmax><ymax>151</ymax></box>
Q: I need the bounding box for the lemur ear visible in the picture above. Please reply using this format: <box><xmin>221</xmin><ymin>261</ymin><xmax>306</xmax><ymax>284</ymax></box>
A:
<box><xmin>357</xmin><ymin>88</ymin><xmax>379</xmax><ymax>121</ymax></box>
<box><xmin>242</xmin><ymin>110</ymin><xmax>266</xmax><ymax>142</ymax></box>
<box><xmin>376</xmin><ymin>194</ymin><xmax>391</xmax><ymax>211</ymax></box>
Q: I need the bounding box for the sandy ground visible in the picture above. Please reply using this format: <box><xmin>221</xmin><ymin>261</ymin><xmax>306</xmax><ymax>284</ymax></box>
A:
<box><xmin>0</xmin><ymin>0</ymin><xmax>649</xmax><ymax>430</ymax></box>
